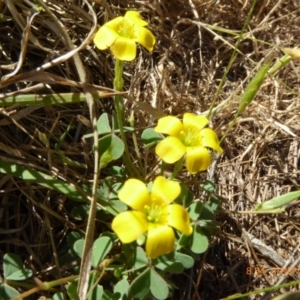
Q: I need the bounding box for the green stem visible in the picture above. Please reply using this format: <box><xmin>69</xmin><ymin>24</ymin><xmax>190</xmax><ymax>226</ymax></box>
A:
<box><xmin>207</xmin><ymin>0</ymin><xmax>257</xmax><ymax>119</ymax></box>
<box><xmin>113</xmin><ymin>59</ymin><xmax>141</xmax><ymax>178</ymax></box>
<box><xmin>171</xmin><ymin>157</ymin><xmax>184</xmax><ymax>180</ymax></box>
<box><xmin>129</xmin><ymin>111</ymin><xmax>145</xmax><ymax>178</ymax></box>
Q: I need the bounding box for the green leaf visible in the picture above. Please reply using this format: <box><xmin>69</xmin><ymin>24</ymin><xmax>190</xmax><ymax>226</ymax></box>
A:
<box><xmin>199</xmin><ymin>179</ymin><xmax>216</xmax><ymax>193</ymax></box>
<box><xmin>73</xmin><ymin>239</ymin><xmax>84</xmax><ymax>259</ymax></box>
<box><xmin>73</xmin><ymin>236</ymin><xmax>113</xmax><ymax>267</ymax></box>
<box><xmin>102</xmin><ymin>290</ymin><xmax>120</xmax><ymax>300</ymax></box>
<box><xmin>199</xmin><ymin>203</ymin><xmax>215</xmax><ymax>221</ymax></box>
<box><xmin>154</xmin><ymin>253</ymin><xmax>183</xmax><ymax>274</ymax></box>
<box><xmin>255</xmin><ymin>190</ymin><xmax>300</xmax><ymax>211</ymax></box>
<box><xmin>3</xmin><ymin>253</ymin><xmax>32</xmax><ymax>280</ymax></box>
<box><xmin>114</xmin><ymin>126</ymin><xmax>134</xmax><ymax>133</ymax></box>
<box><xmin>99</xmin><ymin>134</ymin><xmax>125</xmax><ymax>169</ymax></box>
<box><xmin>71</xmin><ymin>204</ymin><xmax>91</xmax><ymax>220</ymax></box>
<box><xmin>177</xmin><ymin>231</ymin><xmax>193</xmax><ymax>247</ymax></box>
<box><xmin>129</xmin><ymin>268</ymin><xmax>151</xmax><ymax>299</ymax></box>
<box><xmin>207</xmin><ymin>194</ymin><xmax>225</xmax><ymax>212</ymax></box>
<box><xmin>155</xmin><ymin>261</ymin><xmax>184</xmax><ymax>274</ymax></box>
<box><xmin>71</xmin><ymin>204</ymin><xmax>105</xmax><ymax>220</ymax></box>
<box><xmin>97</xmin><ymin>113</ymin><xmax>112</xmax><ymax>135</ymax></box>
<box><xmin>97</xmin><ymin>179</ymin><xmax>127</xmax><ymax>215</ymax></box>
<box><xmin>174</xmin><ymin>252</ymin><xmax>194</xmax><ymax>269</ymax></box>
<box><xmin>188</xmin><ymin>202</ymin><xmax>203</xmax><ymax>220</ymax></box>
<box><xmin>83</xmin><ymin>113</ymin><xmax>112</xmax><ymax>138</ymax></box>
<box><xmin>108</xmin><ymin>166</ymin><xmax>126</xmax><ymax>178</ymax></box>
<box><xmin>67</xmin><ymin>280</ymin><xmax>78</xmax><ymax>300</ymax></box>
<box><xmin>237</xmin><ymin>62</ymin><xmax>270</xmax><ymax>115</ymax></box>
<box><xmin>133</xmin><ymin>247</ymin><xmax>148</xmax><ymax>269</ymax></box>
<box><xmin>0</xmin><ymin>160</ymin><xmax>86</xmax><ymax>202</ymax></box>
<box><xmin>67</xmin><ymin>231</ymin><xmax>83</xmax><ymax>247</ymax></box>
<box><xmin>154</xmin><ymin>252</ymin><xmax>194</xmax><ymax>273</ymax></box>
<box><xmin>5</xmin><ymin>269</ymin><xmax>33</xmax><ymax>281</ymax></box>
<box><xmin>175</xmin><ymin>183</ymin><xmax>193</xmax><ymax>207</ymax></box>
<box><xmin>114</xmin><ymin>278</ymin><xmax>129</xmax><ymax>298</ymax></box>
<box><xmin>67</xmin><ymin>277</ymin><xmax>103</xmax><ymax>300</ymax></box>
<box><xmin>3</xmin><ymin>253</ymin><xmax>22</xmax><ymax>278</ymax></box>
<box><xmin>150</xmin><ymin>268</ymin><xmax>169</xmax><ymax>300</ymax></box>
<box><xmin>271</xmin><ymin>292</ymin><xmax>300</xmax><ymax>300</ymax></box>
<box><xmin>52</xmin><ymin>292</ymin><xmax>64</xmax><ymax>300</ymax></box>
<box><xmin>92</xmin><ymin>236</ymin><xmax>113</xmax><ymax>267</ymax></box>
<box><xmin>141</xmin><ymin>128</ymin><xmax>163</xmax><ymax>147</ymax></box>
<box><xmin>87</xmin><ymin>275</ymin><xmax>103</xmax><ymax>300</ymax></box>
<box><xmin>190</xmin><ymin>226</ymin><xmax>209</xmax><ymax>254</ymax></box>
<box><xmin>60</xmin><ymin>232</ymin><xmax>83</xmax><ymax>273</ymax></box>
<box><xmin>0</xmin><ymin>283</ymin><xmax>20</xmax><ymax>300</ymax></box>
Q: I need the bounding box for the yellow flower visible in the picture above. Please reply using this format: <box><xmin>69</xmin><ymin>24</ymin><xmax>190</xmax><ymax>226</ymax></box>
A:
<box><xmin>112</xmin><ymin>176</ymin><xmax>193</xmax><ymax>259</ymax></box>
<box><xmin>154</xmin><ymin>113</ymin><xmax>223</xmax><ymax>174</ymax></box>
<box><xmin>93</xmin><ymin>11</ymin><xmax>156</xmax><ymax>61</ymax></box>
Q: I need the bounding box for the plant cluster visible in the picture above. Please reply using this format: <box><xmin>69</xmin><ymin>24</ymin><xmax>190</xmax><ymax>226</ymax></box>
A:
<box><xmin>1</xmin><ymin>4</ymin><xmax>300</xmax><ymax>300</ymax></box>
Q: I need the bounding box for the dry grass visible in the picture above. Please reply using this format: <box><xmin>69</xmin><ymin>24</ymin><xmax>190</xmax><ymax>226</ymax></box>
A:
<box><xmin>0</xmin><ymin>0</ymin><xmax>300</xmax><ymax>299</ymax></box>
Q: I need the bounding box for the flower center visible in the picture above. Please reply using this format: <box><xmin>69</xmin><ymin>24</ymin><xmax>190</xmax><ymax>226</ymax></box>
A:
<box><xmin>118</xmin><ymin>19</ymin><xmax>135</xmax><ymax>39</ymax></box>
<box><xmin>179</xmin><ymin>129</ymin><xmax>202</xmax><ymax>147</ymax></box>
<box><xmin>144</xmin><ymin>204</ymin><xmax>168</xmax><ymax>225</ymax></box>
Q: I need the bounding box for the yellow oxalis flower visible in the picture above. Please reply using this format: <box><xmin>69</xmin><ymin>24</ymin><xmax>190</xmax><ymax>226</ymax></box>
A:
<box><xmin>112</xmin><ymin>176</ymin><xmax>193</xmax><ymax>259</ymax></box>
<box><xmin>154</xmin><ymin>113</ymin><xmax>223</xmax><ymax>174</ymax></box>
<box><xmin>93</xmin><ymin>11</ymin><xmax>156</xmax><ymax>61</ymax></box>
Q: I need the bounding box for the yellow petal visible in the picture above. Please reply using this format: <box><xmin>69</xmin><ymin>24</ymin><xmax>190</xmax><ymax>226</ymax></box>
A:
<box><xmin>154</xmin><ymin>116</ymin><xmax>183</xmax><ymax>137</ymax></box>
<box><xmin>183</xmin><ymin>113</ymin><xmax>209</xmax><ymax>132</ymax></box>
<box><xmin>118</xmin><ymin>179</ymin><xmax>151</xmax><ymax>211</ymax></box>
<box><xmin>151</xmin><ymin>176</ymin><xmax>181</xmax><ymax>205</ymax></box>
<box><xmin>112</xmin><ymin>211</ymin><xmax>148</xmax><ymax>243</ymax></box>
<box><xmin>155</xmin><ymin>137</ymin><xmax>186</xmax><ymax>164</ymax></box>
<box><xmin>201</xmin><ymin>128</ymin><xmax>223</xmax><ymax>153</ymax></box>
<box><xmin>185</xmin><ymin>147</ymin><xmax>211</xmax><ymax>174</ymax></box>
<box><xmin>134</xmin><ymin>27</ymin><xmax>156</xmax><ymax>52</ymax></box>
<box><xmin>104</xmin><ymin>16</ymin><xmax>124</xmax><ymax>31</ymax></box>
<box><xmin>146</xmin><ymin>224</ymin><xmax>174</xmax><ymax>258</ymax></box>
<box><xmin>110</xmin><ymin>37</ymin><xmax>137</xmax><ymax>61</ymax></box>
<box><xmin>93</xmin><ymin>26</ymin><xmax>118</xmax><ymax>50</ymax></box>
<box><xmin>125</xmin><ymin>11</ymin><xmax>148</xmax><ymax>27</ymax></box>
<box><xmin>167</xmin><ymin>204</ymin><xmax>193</xmax><ymax>236</ymax></box>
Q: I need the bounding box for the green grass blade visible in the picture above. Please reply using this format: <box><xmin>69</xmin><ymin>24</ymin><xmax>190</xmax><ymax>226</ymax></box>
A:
<box><xmin>236</xmin><ymin>62</ymin><xmax>270</xmax><ymax>115</ymax></box>
<box><xmin>0</xmin><ymin>93</ymin><xmax>88</xmax><ymax>106</ymax></box>
<box><xmin>255</xmin><ymin>190</ymin><xmax>300</xmax><ymax>211</ymax></box>
<box><xmin>0</xmin><ymin>159</ymin><xmax>87</xmax><ymax>201</ymax></box>
<box><xmin>220</xmin><ymin>62</ymin><xmax>270</xmax><ymax>144</ymax></box>
<box><xmin>0</xmin><ymin>91</ymin><xmax>121</xmax><ymax>107</ymax></box>
<box><xmin>55</xmin><ymin>120</ymin><xmax>87</xmax><ymax>169</ymax></box>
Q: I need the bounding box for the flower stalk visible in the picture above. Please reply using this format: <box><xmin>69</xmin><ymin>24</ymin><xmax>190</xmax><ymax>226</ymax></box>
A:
<box><xmin>114</xmin><ymin>59</ymin><xmax>140</xmax><ymax>178</ymax></box>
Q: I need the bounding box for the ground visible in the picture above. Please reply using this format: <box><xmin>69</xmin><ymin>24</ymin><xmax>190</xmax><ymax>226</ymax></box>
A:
<box><xmin>0</xmin><ymin>0</ymin><xmax>300</xmax><ymax>299</ymax></box>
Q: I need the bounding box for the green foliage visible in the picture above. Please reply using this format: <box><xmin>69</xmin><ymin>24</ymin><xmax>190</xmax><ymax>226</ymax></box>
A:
<box><xmin>3</xmin><ymin>253</ymin><xmax>33</xmax><ymax>281</ymax></box>
<box><xmin>0</xmin><ymin>283</ymin><xmax>20</xmax><ymax>300</ymax></box>
<box><xmin>141</xmin><ymin>128</ymin><xmax>163</xmax><ymax>147</ymax></box>
<box><xmin>190</xmin><ymin>226</ymin><xmax>209</xmax><ymax>254</ymax></box>
<box><xmin>67</xmin><ymin>275</ymin><xmax>104</xmax><ymax>300</ymax></box>
<box><xmin>255</xmin><ymin>190</ymin><xmax>300</xmax><ymax>212</ymax></box>
<box><xmin>73</xmin><ymin>236</ymin><xmax>113</xmax><ymax>268</ymax></box>
<box><xmin>98</xmin><ymin>134</ymin><xmax>124</xmax><ymax>169</ymax></box>
<box><xmin>0</xmin><ymin>253</ymin><xmax>33</xmax><ymax>300</ymax></box>
<box><xmin>146</xmin><ymin>252</ymin><xmax>194</xmax><ymax>279</ymax></box>
<box><xmin>55</xmin><ymin>120</ymin><xmax>87</xmax><ymax>168</ymax></box>
<box><xmin>3</xmin><ymin>5</ymin><xmax>293</xmax><ymax>299</ymax></box>
<box><xmin>113</xmin><ymin>278</ymin><xmax>129</xmax><ymax>299</ymax></box>
<box><xmin>271</xmin><ymin>293</ymin><xmax>300</xmax><ymax>300</ymax></box>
